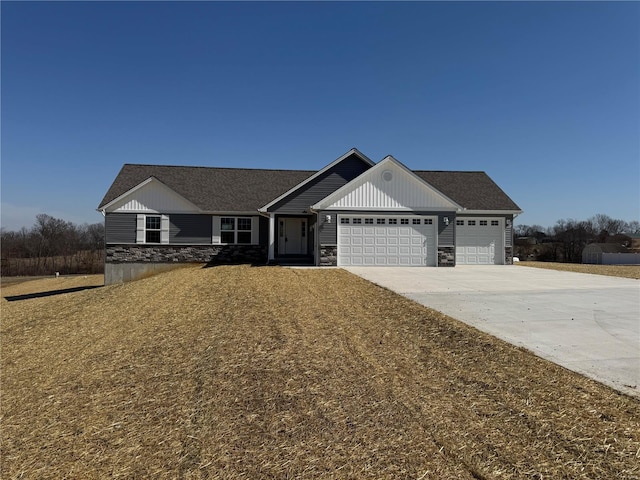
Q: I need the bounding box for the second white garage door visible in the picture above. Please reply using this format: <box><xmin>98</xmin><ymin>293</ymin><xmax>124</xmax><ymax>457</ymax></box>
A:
<box><xmin>338</xmin><ymin>216</ymin><xmax>437</xmax><ymax>266</ymax></box>
<box><xmin>455</xmin><ymin>218</ymin><xmax>504</xmax><ymax>265</ymax></box>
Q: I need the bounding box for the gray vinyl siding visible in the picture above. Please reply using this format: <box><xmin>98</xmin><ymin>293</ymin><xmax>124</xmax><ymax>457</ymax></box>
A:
<box><xmin>318</xmin><ymin>211</ymin><xmax>337</xmax><ymax>245</ymax></box>
<box><xmin>268</xmin><ymin>154</ymin><xmax>371</xmax><ymax>214</ymax></box>
<box><xmin>438</xmin><ymin>215</ymin><xmax>455</xmax><ymax>246</ymax></box>
<box><xmin>259</xmin><ymin>216</ymin><xmax>269</xmax><ymax>246</ymax></box>
<box><xmin>105</xmin><ymin>213</ymin><xmax>136</xmax><ymax>244</ymax></box>
<box><xmin>169</xmin><ymin>214</ymin><xmax>212</xmax><ymax>244</ymax></box>
<box><xmin>505</xmin><ymin>216</ymin><xmax>513</xmax><ymax>247</ymax></box>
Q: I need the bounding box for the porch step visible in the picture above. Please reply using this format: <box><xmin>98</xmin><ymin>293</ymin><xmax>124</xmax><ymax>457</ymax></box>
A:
<box><xmin>273</xmin><ymin>255</ymin><xmax>315</xmax><ymax>266</ymax></box>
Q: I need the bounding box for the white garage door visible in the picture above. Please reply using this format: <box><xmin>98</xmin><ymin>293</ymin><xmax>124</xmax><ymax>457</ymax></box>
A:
<box><xmin>456</xmin><ymin>218</ymin><xmax>504</xmax><ymax>265</ymax></box>
<box><xmin>338</xmin><ymin>216</ymin><xmax>437</xmax><ymax>266</ymax></box>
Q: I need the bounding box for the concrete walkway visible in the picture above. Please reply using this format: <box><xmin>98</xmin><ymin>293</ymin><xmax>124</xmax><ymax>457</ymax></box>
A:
<box><xmin>345</xmin><ymin>265</ymin><xmax>640</xmax><ymax>397</ymax></box>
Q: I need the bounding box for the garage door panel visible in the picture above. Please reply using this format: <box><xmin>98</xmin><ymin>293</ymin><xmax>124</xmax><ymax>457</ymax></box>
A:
<box><xmin>456</xmin><ymin>218</ymin><xmax>503</xmax><ymax>265</ymax></box>
<box><xmin>338</xmin><ymin>216</ymin><xmax>437</xmax><ymax>267</ymax></box>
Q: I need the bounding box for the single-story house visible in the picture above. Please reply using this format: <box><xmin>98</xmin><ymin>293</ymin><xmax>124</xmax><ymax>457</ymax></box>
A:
<box><xmin>98</xmin><ymin>148</ymin><xmax>522</xmax><ymax>284</ymax></box>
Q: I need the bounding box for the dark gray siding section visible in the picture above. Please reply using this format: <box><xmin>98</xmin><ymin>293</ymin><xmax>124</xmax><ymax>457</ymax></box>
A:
<box><xmin>505</xmin><ymin>216</ymin><xmax>513</xmax><ymax>247</ymax></box>
<box><xmin>318</xmin><ymin>211</ymin><xmax>337</xmax><ymax>245</ymax></box>
<box><xmin>438</xmin><ymin>215</ymin><xmax>455</xmax><ymax>246</ymax></box>
<box><xmin>105</xmin><ymin>213</ymin><xmax>136</xmax><ymax>244</ymax></box>
<box><xmin>259</xmin><ymin>216</ymin><xmax>269</xmax><ymax>246</ymax></box>
<box><xmin>268</xmin><ymin>154</ymin><xmax>371</xmax><ymax>214</ymax></box>
<box><xmin>170</xmin><ymin>214</ymin><xmax>212</xmax><ymax>244</ymax></box>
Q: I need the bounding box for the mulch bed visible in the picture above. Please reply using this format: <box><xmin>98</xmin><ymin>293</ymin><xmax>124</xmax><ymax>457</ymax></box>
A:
<box><xmin>2</xmin><ymin>265</ymin><xmax>639</xmax><ymax>478</ymax></box>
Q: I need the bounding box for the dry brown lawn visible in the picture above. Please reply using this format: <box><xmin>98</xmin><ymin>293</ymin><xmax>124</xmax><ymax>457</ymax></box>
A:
<box><xmin>2</xmin><ymin>265</ymin><xmax>639</xmax><ymax>479</ymax></box>
<box><xmin>516</xmin><ymin>261</ymin><xmax>640</xmax><ymax>279</ymax></box>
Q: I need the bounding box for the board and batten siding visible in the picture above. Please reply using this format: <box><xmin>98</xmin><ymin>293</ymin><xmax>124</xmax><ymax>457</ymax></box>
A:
<box><xmin>105</xmin><ymin>213</ymin><xmax>137</xmax><ymax>244</ymax></box>
<box><xmin>169</xmin><ymin>214</ymin><xmax>213</xmax><ymax>244</ymax></box>
<box><xmin>268</xmin><ymin>154</ymin><xmax>371</xmax><ymax>214</ymax></box>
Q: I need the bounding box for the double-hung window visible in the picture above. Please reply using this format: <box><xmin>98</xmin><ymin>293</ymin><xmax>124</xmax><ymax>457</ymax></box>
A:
<box><xmin>221</xmin><ymin>217</ymin><xmax>252</xmax><ymax>244</ymax></box>
<box><xmin>145</xmin><ymin>215</ymin><xmax>161</xmax><ymax>243</ymax></box>
<box><xmin>136</xmin><ymin>214</ymin><xmax>169</xmax><ymax>244</ymax></box>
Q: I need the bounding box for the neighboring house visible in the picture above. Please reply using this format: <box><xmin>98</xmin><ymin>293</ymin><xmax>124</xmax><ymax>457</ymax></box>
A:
<box><xmin>98</xmin><ymin>148</ymin><xmax>522</xmax><ymax>284</ymax></box>
<box><xmin>582</xmin><ymin>243</ymin><xmax>640</xmax><ymax>265</ymax></box>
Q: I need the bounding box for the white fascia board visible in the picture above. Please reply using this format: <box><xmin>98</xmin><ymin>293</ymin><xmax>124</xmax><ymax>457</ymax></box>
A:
<box><xmin>99</xmin><ymin>177</ymin><xmax>154</xmax><ymax>212</ymax></box>
<box><xmin>257</xmin><ymin>148</ymin><xmax>375</xmax><ymax>212</ymax></box>
<box><xmin>200</xmin><ymin>211</ymin><xmax>260</xmax><ymax>216</ymax></box>
<box><xmin>100</xmin><ymin>176</ymin><xmax>202</xmax><ymax>213</ymax></box>
<box><xmin>457</xmin><ymin>209</ymin><xmax>524</xmax><ymax>216</ymax></box>
<box><xmin>311</xmin><ymin>155</ymin><xmax>463</xmax><ymax>211</ymax></box>
<box><xmin>321</xmin><ymin>206</ymin><xmax>456</xmax><ymax>212</ymax></box>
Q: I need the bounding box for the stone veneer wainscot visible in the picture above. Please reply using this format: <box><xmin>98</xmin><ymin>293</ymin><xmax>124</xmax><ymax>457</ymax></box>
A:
<box><xmin>106</xmin><ymin>245</ymin><xmax>268</xmax><ymax>265</ymax></box>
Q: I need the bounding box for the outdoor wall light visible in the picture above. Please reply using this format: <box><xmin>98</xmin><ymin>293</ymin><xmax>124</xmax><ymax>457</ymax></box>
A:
<box><xmin>506</xmin><ymin>219</ymin><xmax>512</xmax><ymax>227</ymax></box>
<box><xmin>326</xmin><ymin>214</ymin><xmax>331</xmax><ymax>223</ymax></box>
<box><xmin>443</xmin><ymin>217</ymin><xmax>450</xmax><ymax>225</ymax></box>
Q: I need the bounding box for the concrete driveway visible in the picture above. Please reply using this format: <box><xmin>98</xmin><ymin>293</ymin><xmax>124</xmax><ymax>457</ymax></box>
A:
<box><xmin>345</xmin><ymin>265</ymin><xmax>640</xmax><ymax>397</ymax></box>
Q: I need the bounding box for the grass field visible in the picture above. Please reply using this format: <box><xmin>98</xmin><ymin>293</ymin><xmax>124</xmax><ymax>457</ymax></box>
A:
<box><xmin>516</xmin><ymin>261</ymin><xmax>640</xmax><ymax>279</ymax></box>
<box><xmin>2</xmin><ymin>265</ymin><xmax>639</xmax><ymax>479</ymax></box>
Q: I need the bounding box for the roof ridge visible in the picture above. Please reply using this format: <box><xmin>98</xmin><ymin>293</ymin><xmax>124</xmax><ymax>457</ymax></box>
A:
<box><xmin>122</xmin><ymin>163</ymin><xmax>316</xmax><ymax>173</ymax></box>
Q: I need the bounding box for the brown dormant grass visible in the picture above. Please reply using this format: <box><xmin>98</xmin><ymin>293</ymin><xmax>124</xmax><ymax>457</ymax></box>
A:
<box><xmin>2</xmin><ymin>265</ymin><xmax>639</xmax><ymax>479</ymax></box>
<box><xmin>516</xmin><ymin>261</ymin><xmax>640</xmax><ymax>279</ymax></box>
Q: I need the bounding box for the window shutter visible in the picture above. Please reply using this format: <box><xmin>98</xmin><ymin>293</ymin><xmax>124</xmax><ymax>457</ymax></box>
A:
<box><xmin>160</xmin><ymin>215</ymin><xmax>170</xmax><ymax>244</ymax></box>
<box><xmin>251</xmin><ymin>216</ymin><xmax>259</xmax><ymax>245</ymax></box>
<box><xmin>212</xmin><ymin>216</ymin><xmax>221</xmax><ymax>244</ymax></box>
<box><xmin>136</xmin><ymin>214</ymin><xmax>145</xmax><ymax>243</ymax></box>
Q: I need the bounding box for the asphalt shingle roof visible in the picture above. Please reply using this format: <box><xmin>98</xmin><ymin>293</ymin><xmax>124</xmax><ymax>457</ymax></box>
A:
<box><xmin>98</xmin><ymin>164</ymin><xmax>316</xmax><ymax>212</ymax></box>
<box><xmin>414</xmin><ymin>171</ymin><xmax>521</xmax><ymax>211</ymax></box>
<box><xmin>99</xmin><ymin>164</ymin><xmax>521</xmax><ymax>212</ymax></box>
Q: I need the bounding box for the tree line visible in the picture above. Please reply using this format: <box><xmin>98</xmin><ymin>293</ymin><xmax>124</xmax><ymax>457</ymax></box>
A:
<box><xmin>1</xmin><ymin>214</ymin><xmax>105</xmax><ymax>276</ymax></box>
<box><xmin>515</xmin><ymin>213</ymin><xmax>640</xmax><ymax>263</ymax></box>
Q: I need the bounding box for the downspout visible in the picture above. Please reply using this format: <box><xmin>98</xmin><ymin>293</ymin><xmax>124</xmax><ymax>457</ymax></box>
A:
<box><xmin>309</xmin><ymin>207</ymin><xmax>320</xmax><ymax>266</ymax></box>
<box><xmin>258</xmin><ymin>209</ymin><xmax>276</xmax><ymax>264</ymax></box>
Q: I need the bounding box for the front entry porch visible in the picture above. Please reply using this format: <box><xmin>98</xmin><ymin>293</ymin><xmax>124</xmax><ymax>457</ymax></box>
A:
<box><xmin>269</xmin><ymin>215</ymin><xmax>316</xmax><ymax>265</ymax></box>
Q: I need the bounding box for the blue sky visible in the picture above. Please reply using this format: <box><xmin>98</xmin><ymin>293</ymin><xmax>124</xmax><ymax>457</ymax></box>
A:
<box><xmin>2</xmin><ymin>1</ymin><xmax>638</xmax><ymax>231</ymax></box>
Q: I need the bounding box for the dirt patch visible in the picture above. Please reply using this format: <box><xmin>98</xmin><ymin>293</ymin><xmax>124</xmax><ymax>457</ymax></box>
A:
<box><xmin>2</xmin><ymin>265</ymin><xmax>639</xmax><ymax>478</ymax></box>
<box><xmin>516</xmin><ymin>261</ymin><xmax>640</xmax><ymax>279</ymax></box>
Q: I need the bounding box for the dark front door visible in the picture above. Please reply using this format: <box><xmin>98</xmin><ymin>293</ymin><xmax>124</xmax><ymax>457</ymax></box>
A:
<box><xmin>278</xmin><ymin>217</ymin><xmax>307</xmax><ymax>255</ymax></box>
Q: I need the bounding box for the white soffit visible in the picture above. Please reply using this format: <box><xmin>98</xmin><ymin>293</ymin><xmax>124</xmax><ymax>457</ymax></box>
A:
<box><xmin>313</xmin><ymin>156</ymin><xmax>461</xmax><ymax>211</ymax></box>
<box><xmin>104</xmin><ymin>177</ymin><xmax>201</xmax><ymax>213</ymax></box>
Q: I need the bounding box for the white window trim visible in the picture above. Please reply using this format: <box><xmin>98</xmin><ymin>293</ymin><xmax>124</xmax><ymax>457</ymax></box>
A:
<box><xmin>136</xmin><ymin>214</ymin><xmax>169</xmax><ymax>244</ymax></box>
<box><xmin>212</xmin><ymin>216</ymin><xmax>258</xmax><ymax>245</ymax></box>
